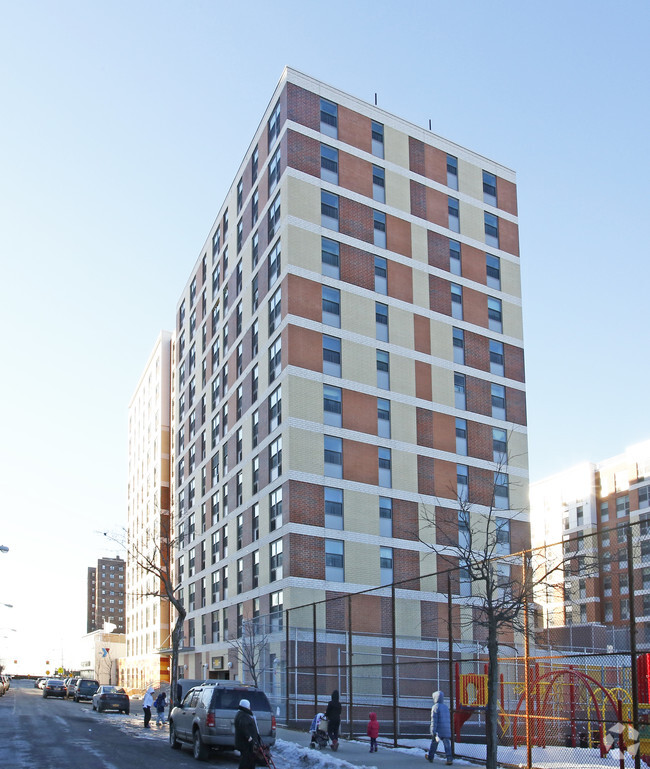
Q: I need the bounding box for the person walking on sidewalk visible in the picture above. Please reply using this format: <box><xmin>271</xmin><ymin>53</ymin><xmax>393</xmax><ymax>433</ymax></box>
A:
<box><xmin>142</xmin><ymin>685</ymin><xmax>154</xmax><ymax>728</ymax></box>
<box><xmin>324</xmin><ymin>689</ymin><xmax>342</xmax><ymax>750</ymax></box>
<box><xmin>234</xmin><ymin>698</ymin><xmax>259</xmax><ymax>769</ymax></box>
<box><xmin>426</xmin><ymin>691</ymin><xmax>452</xmax><ymax>764</ymax></box>
<box><xmin>154</xmin><ymin>690</ymin><xmax>167</xmax><ymax>726</ymax></box>
<box><xmin>367</xmin><ymin>711</ymin><xmax>379</xmax><ymax>752</ymax></box>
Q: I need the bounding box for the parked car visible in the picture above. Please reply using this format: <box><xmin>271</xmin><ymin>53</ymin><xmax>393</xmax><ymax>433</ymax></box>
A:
<box><xmin>65</xmin><ymin>677</ymin><xmax>81</xmax><ymax>699</ymax></box>
<box><xmin>73</xmin><ymin>679</ymin><xmax>99</xmax><ymax>702</ymax></box>
<box><xmin>92</xmin><ymin>685</ymin><xmax>130</xmax><ymax>714</ymax></box>
<box><xmin>43</xmin><ymin>679</ymin><xmax>67</xmax><ymax>698</ymax></box>
<box><xmin>0</xmin><ymin>675</ymin><xmax>8</xmax><ymax>695</ymax></box>
<box><xmin>169</xmin><ymin>682</ymin><xmax>276</xmax><ymax>760</ymax></box>
<box><xmin>36</xmin><ymin>678</ymin><xmax>47</xmax><ymax>689</ymax></box>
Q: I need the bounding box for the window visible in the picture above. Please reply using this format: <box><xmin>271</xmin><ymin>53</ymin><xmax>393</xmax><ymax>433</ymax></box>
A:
<box><xmin>325</xmin><ymin>487</ymin><xmax>343</xmax><ymax>529</ymax></box>
<box><xmin>321</xmin><ymin>237</ymin><xmax>340</xmax><ymax>279</ymax></box>
<box><xmin>600</xmin><ymin>501</ymin><xmax>609</xmax><ymax>522</ymax></box>
<box><xmin>493</xmin><ymin>428</ymin><xmax>507</xmax><ymax>463</ymax></box>
<box><xmin>576</xmin><ymin>505</ymin><xmax>584</xmax><ymax>526</ymax></box>
<box><xmin>269</xmin><ymin>436</ymin><xmax>282</xmax><ymax>480</ymax></box>
<box><xmin>491</xmin><ymin>383</ymin><xmax>506</xmax><ymax>419</ymax></box>
<box><xmin>458</xmin><ymin>511</ymin><xmax>470</xmax><ymax>549</ymax></box>
<box><xmin>376</xmin><ymin>302</ymin><xmax>388</xmax><ymax>341</ymax></box>
<box><xmin>268</xmin><ymin>99</ymin><xmax>281</xmax><ymax>147</ymax></box>
<box><xmin>251</xmin><ymin>146</ymin><xmax>258</xmax><ymax>183</ymax></box>
<box><xmin>378</xmin><ymin>447</ymin><xmax>392</xmax><ymax>487</ymax></box>
<box><xmin>268</xmin><ymin>195</ymin><xmax>281</xmax><ymax>241</ymax></box>
<box><xmin>252</xmin><ymin>503</ymin><xmax>259</xmax><ymax>541</ymax></box>
<box><xmin>236</xmin><ymin>219</ymin><xmax>243</xmax><ymax>253</ymax></box>
<box><xmin>380</xmin><ymin>546</ymin><xmax>393</xmax><ymax>585</ymax></box>
<box><xmin>375</xmin><ymin>256</ymin><xmax>387</xmax><ymax>294</ymax></box>
<box><xmin>321</xmin><ymin>190</ymin><xmax>339</xmax><ymax>230</ymax></box>
<box><xmin>324</xmin><ymin>385</ymin><xmax>342</xmax><ymax>427</ymax></box>
<box><xmin>252</xmin><ymin>456</ymin><xmax>259</xmax><ymax>494</ymax></box>
<box><xmin>455</xmin><ymin>418</ymin><xmax>468</xmax><ymax>455</ymax></box>
<box><xmin>617</xmin><ymin>495</ymin><xmax>630</xmax><ymax>517</ymax></box>
<box><xmin>640</xmin><ymin>486</ymin><xmax>650</xmax><ymax>508</ymax></box>
<box><xmin>252</xmin><ymin>549</ymin><xmax>259</xmax><ymax>587</ymax></box>
<box><xmin>377</xmin><ymin>397</ymin><xmax>390</xmax><ymax>438</ymax></box>
<box><xmin>379</xmin><ymin>496</ymin><xmax>393</xmax><ymax>537</ymax></box>
<box><xmin>252</xmin><ymin>190</ymin><xmax>259</xmax><ymax>225</ymax></box>
<box><xmin>269</xmin><ymin>336</ymin><xmax>281</xmax><ymax>382</ymax></box>
<box><xmin>322</xmin><ymin>286</ymin><xmax>341</xmax><ymax>327</ymax></box>
<box><xmin>252</xmin><ymin>231</ymin><xmax>259</xmax><ymax>267</ymax></box>
<box><xmin>270</xmin><ymin>487</ymin><xmax>282</xmax><ymax>531</ymax></box>
<box><xmin>212</xmin><ymin>226</ymin><xmax>221</xmax><ymax>257</ymax></box>
<box><xmin>270</xmin><ymin>590</ymin><xmax>283</xmax><ymax>630</ymax></box>
<box><xmin>237</xmin><ymin>558</ymin><xmax>243</xmax><ymax>594</ymax></box>
<box><xmin>371</xmin><ymin>120</ymin><xmax>384</xmax><ymax>158</ymax></box>
<box><xmin>269</xmin><ymin>386</ymin><xmax>281</xmax><ymax>430</ymax></box>
<box><xmin>494</xmin><ymin>472</ymin><xmax>509</xmax><ymax>509</ymax></box>
<box><xmin>251</xmin><ymin>409</ymin><xmax>259</xmax><ymax>448</ymax></box>
<box><xmin>320</xmin><ymin>98</ymin><xmax>338</xmax><ymax>138</ymax></box>
<box><xmin>488</xmin><ymin>297</ymin><xmax>503</xmax><ymax>333</ymax></box>
<box><xmin>373</xmin><ymin>211</ymin><xmax>386</xmax><ymax>248</ymax></box>
<box><xmin>449</xmin><ymin>240</ymin><xmax>461</xmax><ymax>276</ymax></box>
<box><xmin>447</xmin><ymin>155</ymin><xmax>458</xmax><ymax>190</ymax></box>
<box><xmin>376</xmin><ymin>350</ymin><xmax>390</xmax><ymax>389</ymax></box>
<box><xmin>489</xmin><ymin>339</ymin><xmax>504</xmax><ymax>376</ymax></box>
<box><xmin>621</xmin><ymin>598</ymin><xmax>630</xmax><ymax>621</ymax></box>
<box><xmin>448</xmin><ymin>197</ymin><xmax>460</xmax><ymax>232</ymax></box>
<box><xmin>325</xmin><ymin>539</ymin><xmax>344</xmax><ymax>581</ymax></box>
<box><xmin>324</xmin><ymin>435</ymin><xmax>343</xmax><ymax>478</ymax></box>
<box><xmin>496</xmin><ymin>517</ymin><xmax>511</xmax><ymax>552</ymax></box>
<box><xmin>372</xmin><ymin>166</ymin><xmax>385</xmax><ymax>203</ymax></box>
<box><xmin>486</xmin><ymin>254</ymin><xmax>501</xmax><ymax>289</ymax></box>
<box><xmin>457</xmin><ymin>464</ymin><xmax>469</xmax><ymax>501</ymax></box>
<box><xmin>269</xmin><ymin>146</ymin><xmax>281</xmax><ymax>194</ymax></box>
<box><xmin>268</xmin><ymin>239</ymin><xmax>281</xmax><ymax>287</ymax></box>
<box><xmin>453</xmin><ymin>327</ymin><xmax>465</xmax><ymax>365</ymax></box>
<box><xmin>269</xmin><ymin>287</ymin><xmax>282</xmax><ymax>334</ymax></box>
<box><xmin>483</xmin><ymin>170</ymin><xmax>497</xmax><ymax>206</ymax></box>
<box><xmin>454</xmin><ymin>373</ymin><xmax>466</xmax><ymax>409</ymax></box>
<box><xmin>323</xmin><ymin>334</ymin><xmax>341</xmax><ymax>377</ymax></box>
<box><xmin>484</xmin><ymin>212</ymin><xmax>499</xmax><ymax>247</ymax></box>
<box><xmin>270</xmin><ymin>539</ymin><xmax>283</xmax><ymax>581</ymax></box>
<box><xmin>320</xmin><ymin>144</ymin><xmax>338</xmax><ymax>184</ymax></box>
<box><xmin>451</xmin><ymin>283</ymin><xmax>463</xmax><ymax>320</ymax></box>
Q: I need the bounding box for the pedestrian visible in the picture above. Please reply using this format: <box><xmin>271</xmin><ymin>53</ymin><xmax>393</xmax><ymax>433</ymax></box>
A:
<box><xmin>142</xmin><ymin>685</ymin><xmax>154</xmax><ymax>728</ymax></box>
<box><xmin>324</xmin><ymin>689</ymin><xmax>342</xmax><ymax>750</ymax></box>
<box><xmin>426</xmin><ymin>690</ymin><xmax>452</xmax><ymax>764</ymax></box>
<box><xmin>367</xmin><ymin>711</ymin><xmax>379</xmax><ymax>752</ymax></box>
<box><xmin>154</xmin><ymin>690</ymin><xmax>167</xmax><ymax>726</ymax></box>
<box><xmin>234</xmin><ymin>698</ymin><xmax>259</xmax><ymax>769</ymax></box>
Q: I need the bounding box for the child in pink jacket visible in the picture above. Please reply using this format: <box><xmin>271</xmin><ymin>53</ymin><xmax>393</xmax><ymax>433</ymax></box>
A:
<box><xmin>367</xmin><ymin>712</ymin><xmax>379</xmax><ymax>752</ymax></box>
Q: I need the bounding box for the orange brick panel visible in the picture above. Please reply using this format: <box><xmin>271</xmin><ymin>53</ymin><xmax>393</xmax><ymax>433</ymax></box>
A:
<box><xmin>434</xmin><ymin>459</ymin><xmax>457</xmax><ymax>500</ymax></box>
<box><xmin>350</xmin><ymin>594</ymin><xmax>382</xmax><ymax>633</ymax></box>
<box><xmin>413</xmin><ymin>313</ymin><xmax>431</xmax><ymax>354</ymax></box>
<box><xmin>387</xmin><ymin>259</ymin><xmax>413</xmax><ymax>302</ymax></box>
<box><xmin>409</xmin><ymin>136</ymin><xmax>425</xmax><ymax>174</ymax></box>
<box><xmin>343</xmin><ymin>390</ymin><xmax>377</xmax><ymax>435</ymax></box>
<box><xmin>287</xmin><ymin>82</ymin><xmax>320</xmax><ymax>132</ymax></box>
<box><xmin>466</xmin><ymin>376</ymin><xmax>491</xmax><ymax>417</ymax></box>
<box><xmin>463</xmin><ymin>287</ymin><xmax>488</xmax><ymax>329</ymax></box>
<box><xmin>462</xmin><ymin>244</ymin><xmax>489</xmax><ymax>285</ymax></box>
<box><xmin>340</xmin><ymin>243</ymin><xmax>375</xmax><ymax>290</ymax></box>
<box><xmin>511</xmin><ymin>519</ymin><xmax>531</xmax><ymax>551</ymax></box>
<box><xmin>504</xmin><ymin>344</ymin><xmax>525</xmax><ymax>383</ymax></box>
<box><xmin>386</xmin><ymin>214</ymin><xmax>412</xmax><ymax>258</ymax></box>
<box><xmin>340</xmin><ymin>198</ymin><xmax>373</xmax><ymax>244</ymax></box>
<box><xmin>415</xmin><ymin>361</ymin><xmax>432</xmax><ymax>401</ymax></box>
<box><xmin>343</xmin><ymin>439</ymin><xmax>378</xmax><ymax>485</ymax></box>
<box><xmin>424</xmin><ymin>145</ymin><xmax>447</xmax><ymax>185</ymax></box>
<box><xmin>506</xmin><ymin>386</ymin><xmax>527</xmax><ymax>426</ymax></box>
<box><xmin>496</xmin><ymin>177</ymin><xmax>518</xmax><ymax>217</ymax></box>
<box><xmin>286</xmin><ymin>325</ymin><xmax>323</xmax><ymax>373</ymax></box>
<box><xmin>287</xmin><ymin>129</ymin><xmax>320</xmax><ymax>178</ymax></box>
<box><xmin>411</xmin><ymin>180</ymin><xmax>427</xmax><ymax>219</ymax></box>
<box><xmin>426</xmin><ymin>187</ymin><xmax>448</xmax><ymax>228</ymax></box>
<box><xmin>435</xmin><ymin>506</ymin><xmax>459</xmax><ymax>549</ymax></box>
<box><xmin>395</xmin><ymin>548</ymin><xmax>421</xmax><ymax>589</ymax></box>
<box><xmin>470</xmin><ymin>467</ymin><xmax>495</xmax><ymax>507</ymax></box>
<box><xmin>433</xmin><ymin>412</ymin><xmax>456</xmax><ymax>454</ymax></box>
<box><xmin>418</xmin><ymin>455</ymin><xmax>435</xmax><ymax>496</ymax></box>
<box><xmin>338</xmin><ymin>105</ymin><xmax>372</xmax><ymax>153</ymax></box>
<box><xmin>287</xmin><ymin>480</ymin><xmax>324</xmax><ymax>527</ymax></box>
<box><xmin>287</xmin><ymin>274</ymin><xmax>321</xmax><ymax>323</ymax></box>
<box><xmin>465</xmin><ymin>330</ymin><xmax>490</xmax><ymax>372</ymax></box>
<box><xmin>429</xmin><ymin>274</ymin><xmax>451</xmax><ymax>315</ymax></box>
<box><xmin>288</xmin><ymin>533</ymin><xmax>325</xmax><ymax>580</ymax></box>
<box><xmin>339</xmin><ymin>151</ymin><xmax>372</xmax><ymax>198</ymax></box>
<box><xmin>467</xmin><ymin>420</ymin><xmax>494</xmax><ymax>463</ymax></box>
<box><xmin>428</xmin><ymin>230</ymin><xmax>450</xmax><ymax>270</ymax></box>
<box><xmin>499</xmin><ymin>218</ymin><xmax>520</xmax><ymax>257</ymax></box>
<box><xmin>417</xmin><ymin>407</ymin><xmax>434</xmax><ymax>448</ymax></box>
<box><xmin>393</xmin><ymin>498</ymin><xmax>419</xmax><ymax>541</ymax></box>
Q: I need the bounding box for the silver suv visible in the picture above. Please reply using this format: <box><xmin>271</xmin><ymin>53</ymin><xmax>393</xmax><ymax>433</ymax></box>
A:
<box><xmin>169</xmin><ymin>682</ymin><xmax>276</xmax><ymax>761</ymax></box>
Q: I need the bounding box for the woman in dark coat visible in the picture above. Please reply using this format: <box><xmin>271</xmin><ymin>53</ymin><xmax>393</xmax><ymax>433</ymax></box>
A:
<box><xmin>234</xmin><ymin>698</ymin><xmax>259</xmax><ymax>769</ymax></box>
<box><xmin>324</xmin><ymin>689</ymin><xmax>342</xmax><ymax>748</ymax></box>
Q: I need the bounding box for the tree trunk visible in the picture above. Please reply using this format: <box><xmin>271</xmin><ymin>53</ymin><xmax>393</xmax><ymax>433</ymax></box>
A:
<box><xmin>170</xmin><ymin>610</ymin><xmax>185</xmax><ymax>709</ymax></box>
<box><xmin>486</xmin><ymin>622</ymin><xmax>500</xmax><ymax>769</ymax></box>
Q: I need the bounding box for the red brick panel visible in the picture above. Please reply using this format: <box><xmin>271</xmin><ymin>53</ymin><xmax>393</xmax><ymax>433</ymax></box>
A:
<box><xmin>413</xmin><ymin>314</ymin><xmax>431</xmax><ymax>354</ymax></box>
<box><xmin>499</xmin><ymin>218</ymin><xmax>520</xmax><ymax>257</ymax></box>
<box><xmin>344</xmin><ymin>439</ymin><xmax>378</xmax><ymax>485</ymax></box>
<box><xmin>409</xmin><ymin>137</ymin><xmax>425</xmax><ymax>175</ymax></box>
<box><xmin>462</xmin><ymin>244</ymin><xmax>489</xmax><ymax>285</ymax></box>
<box><xmin>338</xmin><ymin>105</ymin><xmax>372</xmax><ymax>153</ymax></box>
<box><xmin>511</xmin><ymin>519</ymin><xmax>530</xmax><ymax>551</ymax></box>
<box><xmin>340</xmin><ymin>198</ymin><xmax>373</xmax><ymax>244</ymax></box>
<box><xmin>429</xmin><ymin>275</ymin><xmax>451</xmax><ymax>315</ymax></box>
<box><xmin>410</xmin><ymin>180</ymin><xmax>427</xmax><ymax>219</ymax></box>
<box><xmin>497</xmin><ymin>177</ymin><xmax>518</xmax><ymax>217</ymax></box>
<box><xmin>428</xmin><ymin>231</ymin><xmax>450</xmax><ymax>270</ymax></box>
<box><xmin>467</xmin><ymin>421</ymin><xmax>493</xmax><ymax>462</ymax></box>
<box><xmin>418</xmin><ymin>455</ymin><xmax>435</xmax><ymax>496</ymax></box>
<box><xmin>286</xmin><ymin>274</ymin><xmax>321</xmax><ymax>323</ymax></box>
<box><xmin>433</xmin><ymin>412</ymin><xmax>456</xmax><ymax>454</ymax></box>
<box><xmin>434</xmin><ymin>459</ymin><xmax>457</xmax><ymax>500</ymax></box>
<box><xmin>287</xmin><ymin>129</ymin><xmax>320</xmax><ymax>178</ymax></box>
<box><xmin>465</xmin><ymin>330</ymin><xmax>490</xmax><ymax>372</ymax></box>
<box><xmin>288</xmin><ymin>533</ymin><xmax>325</xmax><ymax>580</ymax></box>
<box><xmin>340</xmin><ymin>151</ymin><xmax>372</xmax><ymax>198</ymax></box>
<box><xmin>504</xmin><ymin>344</ymin><xmax>525</xmax><ymax>383</ymax></box>
<box><xmin>415</xmin><ymin>361</ymin><xmax>432</xmax><ymax>401</ymax></box>
<box><xmin>416</xmin><ymin>407</ymin><xmax>434</xmax><ymax>448</ymax></box>
<box><xmin>350</xmin><ymin>594</ymin><xmax>382</xmax><ymax>633</ymax></box>
<box><xmin>387</xmin><ymin>259</ymin><xmax>413</xmax><ymax>302</ymax></box>
<box><xmin>340</xmin><ymin>243</ymin><xmax>375</xmax><ymax>290</ymax></box>
<box><xmin>463</xmin><ymin>286</ymin><xmax>488</xmax><ymax>329</ymax></box>
<box><xmin>424</xmin><ymin>145</ymin><xmax>447</xmax><ymax>186</ymax></box>
<box><xmin>343</xmin><ymin>390</ymin><xmax>378</xmax><ymax>435</ymax></box>
<box><xmin>506</xmin><ymin>386</ymin><xmax>527</xmax><ymax>426</ymax></box>
<box><xmin>470</xmin><ymin>467</ymin><xmax>495</xmax><ymax>507</ymax></box>
<box><xmin>421</xmin><ymin>601</ymin><xmax>440</xmax><ymax>640</ymax></box>
<box><xmin>286</xmin><ymin>325</ymin><xmax>322</xmax><ymax>373</ymax></box>
<box><xmin>287</xmin><ymin>480</ymin><xmax>323</xmax><ymax>527</ymax></box>
<box><xmin>287</xmin><ymin>82</ymin><xmax>320</xmax><ymax>132</ymax></box>
<box><xmin>394</xmin><ymin>548</ymin><xmax>420</xmax><ymax>590</ymax></box>
<box><xmin>466</xmin><ymin>376</ymin><xmax>491</xmax><ymax>417</ymax></box>
<box><xmin>435</xmin><ymin>506</ymin><xmax>459</xmax><ymax>549</ymax></box>
<box><xmin>386</xmin><ymin>214</ymin><xmax>412</xmax><ymax>258</ymax></box>
<box><xmin>393</xmin><ymin>498</ymin><xmax>419</xmax><ymax>541</ymax></box>
<box><xmin>425</xmin><ymin>187</ymin><xmax>448</xmax><ymax>228</ymax></box>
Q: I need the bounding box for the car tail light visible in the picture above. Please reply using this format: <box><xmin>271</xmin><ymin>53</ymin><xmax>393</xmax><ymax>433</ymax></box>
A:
<box><xmin>271</xmin><ymin>715</ymin><xmax>276</xmax><ymax>731</ymax></box>
<box><xmin>206</xmin><ymin>711</ymin><xmax>215</xmax><ymax>727</ymax></box>
<box><xmin>100</xmin><ymin>694</ymin><xmax>108</xmax><ymax>699</ymax></box>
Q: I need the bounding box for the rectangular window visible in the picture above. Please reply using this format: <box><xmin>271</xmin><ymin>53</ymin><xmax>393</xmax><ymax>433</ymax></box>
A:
<box><xmin>252</xmin><ymin>549</ymin><xmax>259</xmax><ymax>587</ymax></box>
<box><xmin>451</xmin><ymin>283</ymin><xmax>463</xmax><ymax>320</ymax></box>
<box><xmin>447</xmin><ymin>155</ymin><xmax>458</xmax><ymax>190</ymax></box>
<box><xmin>458</xmin><ymin>511</ymin><xmax>470</xmax><ymax>549</ymax></box>
<box><xmin>639</xmin><ymin>486</ymin><xmax>650</xmax><ymax>508</ymax></box>
<box><xmin>269</xmin><ymin>336</ymin><xmax>281</xmax><ymax>382</ymax></box>
<box><xmin>269</xmin><ymin>436</ymin><xmax>282</xmax><ymax>480</ymax></box>
<box><xmin>268</xmin><ymin>239</ymin><xmax>281</xmax><ymax>287</ymax></box>
<box><xmin>374</xmin><ymin>256</ymin><xmax>387</xmax><ymax>294</ymax></box>
<box><xmin>323</xmin><ymin>334</ymin><xmax>341</xmax><ymax>377</ymax></box>
<box><xmin>322</xmin><ymin>286</ymin><xmax>341</xmax><ymax>327</ymax></box>
<box><xmin>268</xmin><ymin>100</ymin><xmax>281</xmax><ymax>147</ymax></box>
<box><xmin>379</xmin><ymin>496</ymin><xmax>393</xmax><ymax>537</ymax></box>
<box><xmin>212</xmin><ymin>226</ymin><xmax>221</xmax><ymax>258</ymax></box>
<box><xmin>268</xmin><ymin>196</ymin><xmax>281</xmax><ymax>241</ymax></box>
<box><xmin>373</xmin><ymin>211</ymin><xmax>387</xmax><ymax>248</ymax></box>
<box><xmin>449</xmin><ymin>240</ymin><xmax>461</xmax><ymax>275</ymax></box>
<box><xmin>251</xmin><ymin>190</ymin><xmax>259</xmax><ymax>225</ymax></box>
<box><xmin>269</xmin><ymin>287</ymin><xmax>282</xmax><ymax>334</ymax></box>
<box><xmin>380</xmin><ymin>546</ymin><xmax>393</xmax><ymax>585</ymax></box>
<box><xmin>454</xmin><ymin>373</ymin><xmax>466</xmax><ymax>409</ymax></box>
<box><xmin>617</xmin><ymin>495</ymin><xmax>630</xmax><ymax>517</ymax></box>
<box><xmin>491</xmin><ymin>383</ymin><xmax>506</xmax><ymax>419</ymax></box>
<box><xmin>323</xmin><ymin>384</ymin><xmax>342</xmax><ymax>427</ymax></box>
<box><xmin>372</xmin><ymin>166</ymin><xmax>386</xmax><ymax>203</ymax></box>
<box><xmin>252</xmin><ymin>409</ymin><xmax>259</xmax><ymax>448</ymax></box>
<box><xmin>251</xmin><ymin>146</ymin><xmax>258</xmax><ymax>183</ymax></box>
<box><xmin>453</xmin><ymin>327</ymin><xmax>465</xmax><ymax>365</ymax></box>
<box><xmin>325</xmin><ymin>539</ymin><xmax>344</xmax><ymax>581</ymax></box>
<box><xmin>270</xmin><ymin>487</ymin><xmax>282</xmax><ymax>531</ymax></box>
<box><xmin>270</xmin><ymin>590</ymin><xmax>283</xmax><ymax>630</ymax></box>
<box><xmin>455</xmin><ymin>418</ymin><xmax>468</xmax><ymax>456</ymax></box>
<box><xmin>376</xmin><ymin>301</ymin><xmax>388</xmax><ymax>341</ymax></box>
<box><xmin>270</xmin><ymin>539</ymin><xmax>283</xmax><ymax>581</ymax></box>
<box><xmin>322</xmin><ymin>237</ymin><xmax>340</xmax><ymax>279</ymax></box>
<box><xmin>488</xmin><ymin>297</ymin><xmax>503</xmax><ymax>333</ymax></box>
<box><xmin>483</xmin><ymin>170</ymin><xmax>497</xmax><ymax>206</ymax></box>
<box><xmin>269</xmin><ymin>385</ymin><xmax>282</xmax><ymax>430</ymax></box>
<box><xmin>377</xmin><ymin>397</ymin><xmax>391</xmax><ymax>438</ymax></box>
<box><xmin>485</xmin><ymin>212</ymin><xmax>499</xmax><ymax>247</ymax></box>
<box><xmin>496</xmin><ymin>516</ymin><xmax>511</xmax><ymax>552</ymax></box>
<box><xmin>325</xmin><ymin>487</ymin><xmax>343</xmax><ymax>529</ymax></box>
<box><xmin>376</xmin><ymin>350</ymin><xmax>390</xmax><ymax>389</ymax></box>
<box><xmin>486</xmin><ymin>254</ymin><xmax>501</xmax><ymax>289</ymax></box>
<box><xmin>321</xmin><ymin>190</ymin><xmax>339</xmax><ymax>231</ymax></box>
<box><xmin>252</xmin><ymin>231</ymin><xmax>259</xmax><ymax>267</ymax></box>
<box><xmin>236</xmin><ymin>219</ymin><xmax>243</xmax><ymax>253</ymax></box>
<box><xmin>600</xmin><ymin>501</ymin><xmax>609</xmax><ymax>522</ymax></box>
<box><xmin>252</xmin><ymin>456</ymin><xmax>259</xmax><ymax>494</ymax></box>
<box><xmin>371</xmin><ymin>120</ymin><xmax>384</xmax><ymax>158</ymax></box>
<box><xmin>493</xmin><ymin>428</ymin><xmax>507</xmax><ymax>463</ymax></box>
<box><xmin>457</xmin><ymin>463</ymin><xmax>469</xmax><ymax>501</ymax></box>
<box><xmin>269</xmin><ymin>146</ymin><xmax>281</xmax><ymax>194</ymax></box>
<box><xmin>320</xmin><ymin>144</ymin><xmax>338</xmax><ymax>184</ymax></box>
<box><xmin>448</xmin><ymin>197</ymin><xmax>460</xmax><ymax>232</ymax></box>
<box><xmin>252</xmin><ymin>503</ymin><xmax>259</xmax><ymax>541</ymax></box>
<box><xmin>378</xmin><ymin>447</ymin><xmax>392</xmax><ymax>487</ymax></box>
<box><xmin>494</xmin><ymin>472</ymin><xmax>509</xmax><ymax>509</ymax></box>
<box><xmin>324</xmin><ymin>435</ymin><xmax>343</xmax><ymax>478</ymax></box>
<box><xmin>320</xmin><ymin>98</ymin><xmax>338</xmax><ymax>138</ymax></box>
<box><xmin>489</xmin><ymin>339</ymin><xmax>504</xmax><ymax>375</ymax></box>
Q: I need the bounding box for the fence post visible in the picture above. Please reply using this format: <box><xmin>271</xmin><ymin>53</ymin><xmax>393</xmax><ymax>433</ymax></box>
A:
<box><xmin>347</xmin><ymin>593</ymin><xmax>354</xmax><ymax>740</ymax></box>
<box><xmin>392</xmin><ymin>581</ymin><xmax>398</xmax><ymax>747</ymax></box>
<box><xmin>523</xmin><ymin>553</ymin><xmax>532</xmax><ymax>769</ymax></box>
<box><xmin>627</xmin><ymin>524</ymin><xmax>640</xmax><ymax>769</ymax></box>
<box><xmin>448</xmin><ymin>573</ymin><xmax>455</xmax><ymax>758</ymax></box>
<box><xmin>313</xmin><ymin>602</ymin><xmax>318</xmax><ymax>717</ymax></box>
<box><xmin>285</xmin><ymin>608</ymin><xmax>290</xmax><ymax>726</ymax></box>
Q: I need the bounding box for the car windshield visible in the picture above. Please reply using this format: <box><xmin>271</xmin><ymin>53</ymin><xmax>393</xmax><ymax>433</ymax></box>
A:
<box><xmin>102</xmin><ymin>686</ymin><xmax>119</xmax><ymax>693</ymax></box>
<box><xmin>79</xmin><ymin>681</ymin><xmax>97</xmax><ymax>689</ymax></box>
<box><xmin>48</xmin><ymin>680</ymin><xmax>64</xmax><ymax>685</ymax></box>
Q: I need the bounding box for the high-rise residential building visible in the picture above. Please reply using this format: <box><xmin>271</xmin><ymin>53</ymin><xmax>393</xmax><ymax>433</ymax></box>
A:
<box><xmin>86</xmin><ymin>556</ymin><xmax>126</xmax><ymax>633</ymax></box>
<box><xmin>124</xmin><ymin>332</ymin><xmax>173</xmax><ymax>690</ymax></box>
<box><xmin>530</xmin><ymin>440</ymin><xmax>650</xmax><ymax>648</ymax></box>
<box><xmin>168</xmin><ymin>67</ymin><xmax>527</xmax><ymax>691</ymax></box>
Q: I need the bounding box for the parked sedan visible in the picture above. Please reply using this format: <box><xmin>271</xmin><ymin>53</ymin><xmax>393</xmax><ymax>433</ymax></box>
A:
<box><xmin>43</xmin><ymin>679</ymin><xmax>67</xmax><ymax>698</ymax></box>
<box><xmin>92</xmin><ymin>685</ymin><xmax>130</xmax><ymax>714</ymax></box>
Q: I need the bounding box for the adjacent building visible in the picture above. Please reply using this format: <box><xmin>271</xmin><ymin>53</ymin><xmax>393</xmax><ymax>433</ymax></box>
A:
<box><xmin>86</xmin><ymin>556</ymin><xmax>126</xmax><ymax>634</ymax></box>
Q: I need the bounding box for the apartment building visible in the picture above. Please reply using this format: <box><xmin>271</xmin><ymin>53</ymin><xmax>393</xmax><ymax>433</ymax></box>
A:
<box><xmin>167</xmin><ymin>67</ymin><xmax>528</xmax><ymax>687</ymax></box>
<box><xmin>86</xmin><ymin>556</ymin><xmax>126</xmax><ymax>633</ymax></box>
<box><xmin>530</xmin><ymin>440</ymin><xmax>650</xmax><ymax>648</ymax></box>
<box><xmin>123</xmin><ymin>332</ymin><xmax>173</xmax><ymax>689</ymax></box>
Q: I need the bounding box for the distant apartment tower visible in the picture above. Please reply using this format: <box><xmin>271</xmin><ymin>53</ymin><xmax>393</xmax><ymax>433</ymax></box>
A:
<box><xmin>531</xmin><ymin>440</ymin><xmax>650</xmax><ymax>647</ymax></box>
<box><xmin>86</xmin><ymin>556</ymin><xmax>126</xmax><ymax>633</ymax></box>
<box><xmin>170</xmin><ymin>68</ymin><xmax>528</xmax><ymax>683</ymax></box>
<box><xmin>124</xmin><ymin>332</ymin><xmax>173</xmax><ymax>689</ymax></box>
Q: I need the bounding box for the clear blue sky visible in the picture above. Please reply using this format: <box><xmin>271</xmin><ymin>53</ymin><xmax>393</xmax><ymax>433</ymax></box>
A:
<box><xmin>1</xmin><ymin>0</ymin><xmax>648</xmax><ymax>672</ymax></box>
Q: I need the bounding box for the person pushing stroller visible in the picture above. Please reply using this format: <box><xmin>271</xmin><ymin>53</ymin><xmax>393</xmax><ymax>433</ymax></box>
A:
<box><xmin>309</xmin><ymin>712</ymin><xmax>329</xmax><ymax>749</ymax></box>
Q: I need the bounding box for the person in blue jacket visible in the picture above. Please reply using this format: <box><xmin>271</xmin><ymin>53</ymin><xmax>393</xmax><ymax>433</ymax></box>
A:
<box><xmin>426</xmin><ymin>690</ymin><xmax>452</xmax><ymax>764</ymax></box>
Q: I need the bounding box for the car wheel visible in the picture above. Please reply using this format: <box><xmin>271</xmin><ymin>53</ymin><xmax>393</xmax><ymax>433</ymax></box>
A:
<box><xmin>92</xmin><ymin>703</ymin><xmax>96</xmax><ymax>711</ymax></box>
<box><xmin>125</xmin><ymin>708</ymin><xmax>130</xmax><ymax>715</ymax></box>
<box><xmin>169</xmin><ymin>722</ymin><xmax>181</xmax><ymax>750</ymax></box>
<box><xmin>192</xmin><ymin>729</ymin><xmax>209</xmax><ymax>761</ymax></box>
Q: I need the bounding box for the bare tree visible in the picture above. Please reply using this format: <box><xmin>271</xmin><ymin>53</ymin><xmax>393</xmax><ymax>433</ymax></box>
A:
<box><xmin>228</xmin><ymin>616</ymin><xmax>269</xmax><ymax>688</ymax></box>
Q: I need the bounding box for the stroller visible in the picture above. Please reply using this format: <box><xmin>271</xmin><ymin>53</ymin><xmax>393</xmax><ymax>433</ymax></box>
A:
<box><xmin>252</xmin><ymin>740</ymin><xmax>277</xmax><ymax>768</ymax></box>
<box><xmin>309</xmin><ymin>713</ymin><xmax>330</xmax><ymax>749</ymax></box>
